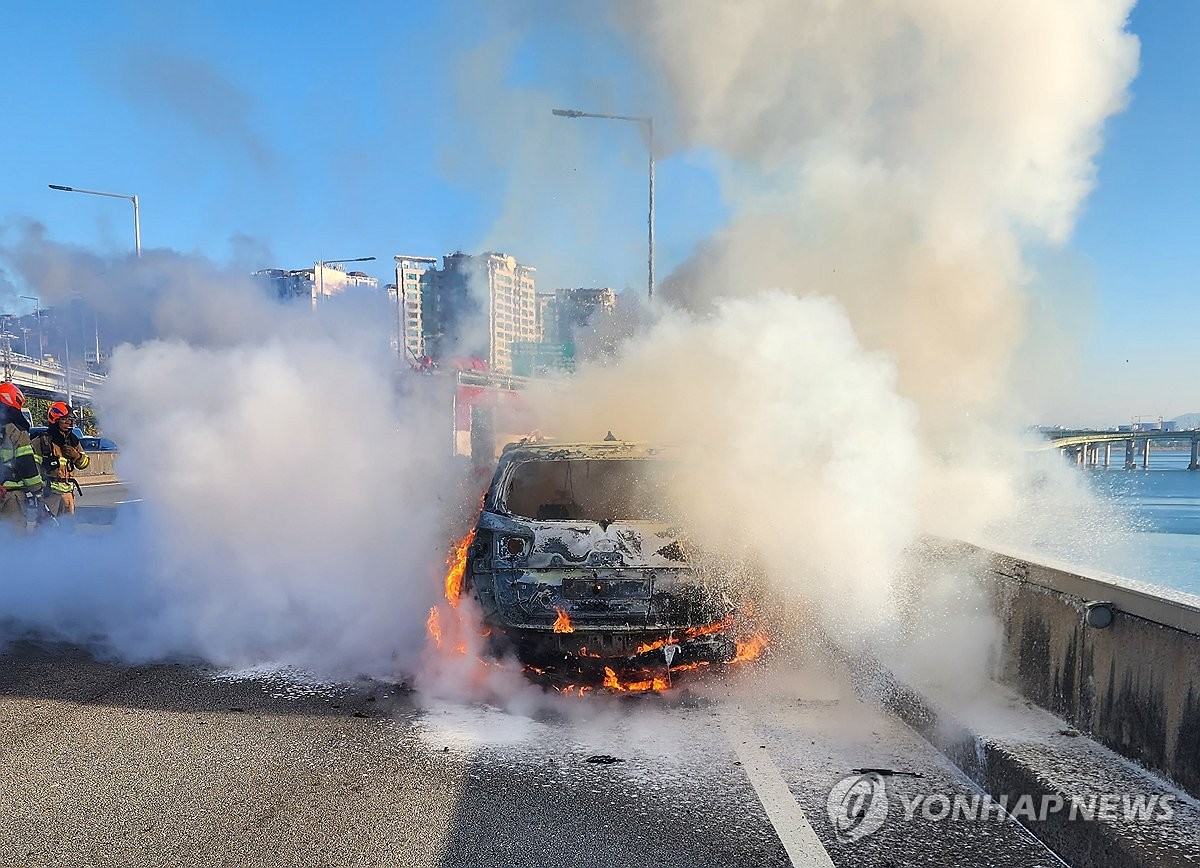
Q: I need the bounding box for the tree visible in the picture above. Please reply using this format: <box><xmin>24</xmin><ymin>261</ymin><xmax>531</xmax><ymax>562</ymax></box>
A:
<box><xmin>22</xmin><ymin>396</ymin><xmax>99</xmax><ymax>434</ymax></box>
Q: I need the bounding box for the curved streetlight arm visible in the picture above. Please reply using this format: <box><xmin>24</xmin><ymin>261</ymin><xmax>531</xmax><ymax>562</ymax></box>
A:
<box><xmin>552</xmin><ymin>109</ymin><xmax>652</xmax><ymax>127</ymax></box>
<box><xmin>314</xmin><ymin>257</ymin><xmax>377</xmax><ymax>307</ymax></box>
<box><xmin>49</xmin><ymin>184</ymin><xmax>141</xmax><ymax>257</ymax></box>
<box><xmin>50</xmin><ymin>185</ymin><xmax>130</xmax><ymax>201</ymax></box>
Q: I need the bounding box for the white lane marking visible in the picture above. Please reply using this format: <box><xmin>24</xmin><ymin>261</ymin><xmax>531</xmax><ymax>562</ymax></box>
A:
<box><xmin>721</xmin><ymin>714</ymin><xmax>836</xmax><ymax>868</ymax></box>
<box><xmin>80</xmin><ymin>482</ymin><xmax>124</xmax><ymax>487</ymax></box>
<box><xmin>113</xmin><ymin>499</ymin><xmax>143</xmax><ymax>504</ymax></box>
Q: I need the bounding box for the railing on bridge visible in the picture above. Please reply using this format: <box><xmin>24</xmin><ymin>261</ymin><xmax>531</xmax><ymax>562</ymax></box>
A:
<box><xmin>1</xmin><ymin>351</ymin><xmax>104</xmax><ymax>402</ymax></box>
<box><xmin>1041</xmin><ymin>427</ymin><xmax>1200</xmax><ymax>470</ymax></box>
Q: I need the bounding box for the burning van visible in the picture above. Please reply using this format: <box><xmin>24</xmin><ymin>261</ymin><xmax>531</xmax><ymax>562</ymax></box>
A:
<box><xmin>466</xmin><ymin>439</ymin><xmax>758</xmax><ymax>668</ymax></box>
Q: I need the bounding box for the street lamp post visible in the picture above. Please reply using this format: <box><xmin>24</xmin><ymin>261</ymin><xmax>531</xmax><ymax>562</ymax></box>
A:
<box><xmin>64</xmin><ymin>321</ymin><xmax>72</xmax><ymax>406</ymax></box>
<box><xmin>0</xmin><ymin>316</ymin><xmax>14</xmax><ymax>383</ymax></box>
<box><xmin>20</xmin><ymin>296</ymin><xmax>42</xmax><ymax>359</ymax></box>
<box><xmin>552</xmin><ymin>108</ymin><xmax>655</xmax><ymax>301</ymax></box>
<box><xmin>49</xmin><ymin>184</ymin><xmax>141</xmax><ymax>257</ymax></box>
<box><xmin>314</xmin><ymin>256</ymin><xmax>376</xmax><ymax>308</ymax></box>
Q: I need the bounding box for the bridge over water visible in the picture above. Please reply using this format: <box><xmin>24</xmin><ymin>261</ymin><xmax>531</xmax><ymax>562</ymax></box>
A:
<box><xmin>1041</xmin><ymin>428</ymin><xmax>1200</xmax><ymax>469</ymax></box>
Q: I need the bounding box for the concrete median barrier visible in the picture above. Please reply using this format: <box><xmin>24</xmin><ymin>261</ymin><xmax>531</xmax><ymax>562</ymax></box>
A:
<box><xmin>969</xmin><ymin>540</ymin><xmax>1200</xmax><ymax>798</ymax></box>
<box><xmin>75</xmin><ymin>451</ymin><xmax>118</xmax><ymax>481</ymax></box>
<box><xmin>843</xmin><ymin>540</ymin><xmax>1200</xmax><ymax>867</ymax></box>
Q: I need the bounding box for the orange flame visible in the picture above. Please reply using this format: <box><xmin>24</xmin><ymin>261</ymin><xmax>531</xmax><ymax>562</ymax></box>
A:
<box><xmin>427</xmin><ymin>607</ymin><xmax>443</xmax><ymax>648</ymax></box>
<box><xmin>426</xmin><ymin>604</ymin><xmax>473</xmax><ymax>656</ymax></box>
<box><xmin>633</xmin><ymin>617</ymin><xmax>735</xmax><ymax>655</ymax></box>
<box><xmin>602</xmin><ymin>666</ymin><xmax>671</xmax><ymax>693</ymax></box>
<box><xmin>552</xmin><ymin>608</ymin><xmax>575</xmax><ymax>633</ymax></box>
<box><xmin>444</xmin><ymin>529</ymin><xmax>475</xmax><ymax>607</ymax></box>
<box><xmin>558</xmin><ymin>684</ymin><xmax>594</xmax><ymax>697</ymax></box>
<box><xmin>686</xmin><ymin>618</ymin><xmax>735</xmax><ymax>639</ymax></box>
<box><xmin>633</xmin><ymin>636</ymin><xmax>669</xmax><ymax>655</ymax></box>
<box><xmin>732</xmin><ymin>632</ymin><xmax>769</xmax><ymax>663</ymax></box>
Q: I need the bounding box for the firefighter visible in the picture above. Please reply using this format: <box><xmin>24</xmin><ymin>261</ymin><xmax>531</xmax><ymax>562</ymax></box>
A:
<box><xmin>0</xmin><ymin>382</ymin><xmax>44</xmax><ymax>532</ymax></box>
<box><xmin>32</xmin><ymin>401</ymin><xmax>90</xmax><ymax>518</ymax></box>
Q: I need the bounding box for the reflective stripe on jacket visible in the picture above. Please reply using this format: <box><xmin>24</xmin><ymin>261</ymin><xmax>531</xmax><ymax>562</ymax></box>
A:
<box><xmin>32</xmin><ymin>432</ymin><xmax>89</xmax><ymax>493</ymax></box>
<box><xmin>1</xmin><ymin>422</ymin><xmax>43</xmax><ymax>492</ymax></box>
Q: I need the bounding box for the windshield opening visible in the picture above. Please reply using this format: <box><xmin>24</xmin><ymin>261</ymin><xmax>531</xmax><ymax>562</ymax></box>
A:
<box><xmin>503</xmin><ymin>458</ymin><xmax>676</xmax><ymax>522</ymax></box>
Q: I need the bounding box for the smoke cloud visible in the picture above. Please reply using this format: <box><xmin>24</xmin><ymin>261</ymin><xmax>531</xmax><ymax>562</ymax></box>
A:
<box><xmin>520</xmin><ymin>0</ymin><xmax>1142</xmax><ymax>681</ymax></box>
<box><xmin>535</xmin><ymin>293</ymin><xmax>920</xmax><ymax>644</ymax></box>
<box><xmin>0</xmin><ymin>234</ymin><xmax>469</xmax><ymax>679</ymax></box>
<box><xmin>0</xmin><ymin>2</ymin><xmax>1145</xmax><ymax>698</ymax></box>
<box><xmin>92</xmin><ymin>46</ymin><xmax>274</xmax><ymax>172</ymax></box>
<box><xmin>617</xmin><ymin>0</ymin><xmax>1138</xmax><ymax>421</ymax></box>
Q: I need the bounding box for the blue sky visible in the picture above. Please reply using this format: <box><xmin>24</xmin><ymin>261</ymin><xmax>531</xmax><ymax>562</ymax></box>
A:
<box><xmin>1</xmin><ymin>1</ymin><xmax>1196</xmax><ymax>424</ymax></box>
<box><xmin>1070</xmin><ymin>0</ymin><xmax>1200</xmax><ymax>422</ymax></box>
<box><xmin>0</xmin><ymin>1</ymin><xmax>722</xmax><ymax>293</ymax></box>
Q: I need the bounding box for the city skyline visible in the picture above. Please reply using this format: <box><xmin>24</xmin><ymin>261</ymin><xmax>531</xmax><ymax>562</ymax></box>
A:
<box><xmin>0</xmin><ymin>2</ymin><xmax>1196</xmax><ymax>427</ymax></box>
<box><xmin>384</xmin><ymin>250</ymin><xmax>616</xmax><ymax>375</ymax></box>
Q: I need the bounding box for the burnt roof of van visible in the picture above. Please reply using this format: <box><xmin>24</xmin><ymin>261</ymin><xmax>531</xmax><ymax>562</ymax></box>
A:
<box><xmin>498</xmin><ymin>440</ymin><xmax>670</xmax><ymax>461</ymax></box>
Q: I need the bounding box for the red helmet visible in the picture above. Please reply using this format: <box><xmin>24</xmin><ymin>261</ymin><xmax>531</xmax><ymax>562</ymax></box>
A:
<box><xmin>48</xmin><ymin>401</ymin><xmax>73</xmax><ymax>422</ymax></box>
<box><xmin>0</xmin><ymin>382</ymin><xmax>25</xmax><ymax>411</ymax></box>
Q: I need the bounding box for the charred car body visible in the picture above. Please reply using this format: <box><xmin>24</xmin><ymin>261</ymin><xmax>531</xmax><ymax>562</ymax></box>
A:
<box><xmin>466</xmin><ymin>440</ymin><xmax>754</xmax><ymax>667</ymax></box>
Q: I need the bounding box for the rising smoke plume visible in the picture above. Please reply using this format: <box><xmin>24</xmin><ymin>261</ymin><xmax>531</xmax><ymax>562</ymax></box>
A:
<box><xmin>0</xmin><ymin>225</ymin><xmax>470</xmax><ymax>678</ymax></box>
<box><xmin>523</xmin><ymin>0</ymin><xmax>1141</xmax><ymax>665</ymax></box>
<box><xmin>0</xmin><ymin>2</ymin><xmax>1144</xmax><ymax>692</ymax></box>
<box><xmin>618</xmin><ymin>0</ymin><xmax>1138</xmax><ymax>420</ymax></box>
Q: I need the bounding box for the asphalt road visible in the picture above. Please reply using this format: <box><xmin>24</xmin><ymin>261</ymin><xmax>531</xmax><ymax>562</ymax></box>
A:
<box><xmin>0</xmin><ymin>640</ymin><xmax>1064</xmax><ymax>867</ymax></box>
<box><xmin>76</xmin><ymin>481</ymin><xmax>135</xmax><ymax>509</ymax></box>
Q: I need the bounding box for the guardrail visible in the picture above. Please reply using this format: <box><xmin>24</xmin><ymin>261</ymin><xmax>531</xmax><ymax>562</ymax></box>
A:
<box><xmin>3</xmin><ymin>352</ymin><xmax>105</xmax><ymax>400</ymax></box>
<box><xmin>1040</xmin><ymin>429</ymin><xmax>1200</xmax><ymax>450</ymax></box>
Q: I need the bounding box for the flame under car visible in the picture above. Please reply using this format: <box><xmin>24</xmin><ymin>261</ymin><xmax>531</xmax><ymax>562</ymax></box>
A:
<box><xmin>466</xmin><ymin>441</ymin><xmax>749</xmax><ymax>667</ymax></box>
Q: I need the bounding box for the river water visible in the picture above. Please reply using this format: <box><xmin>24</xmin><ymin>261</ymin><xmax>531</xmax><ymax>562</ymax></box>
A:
<box><xmin>1030</xmin><ymin>449</ymin><xmax>1200</xmax><ymax>597</ymax></box>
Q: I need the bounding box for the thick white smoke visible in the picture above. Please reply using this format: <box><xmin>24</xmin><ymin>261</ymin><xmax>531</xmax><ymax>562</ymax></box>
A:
<box><xmin>523</xmin><ymin>0</ymin><xmax>1142</xmax><ymax>680</ymax></box>
<box><xmin>536</xmin><ymin>293</ymin><xmax>920</xmax><ymax>643</ymax></box>
<box><xmin>615</xmin><ymin>0</ymin><xmax>1138</xmax><ymax>421</ymax></box>
<box><xmin>0</xmin><ymin>2</ymin><xmax>1145</xmax><ymax>697</ymax></box>
<box><xmin>0</xmin><ymin>232</ymin><xmax>469</xmax><ymax>679</ymax></box>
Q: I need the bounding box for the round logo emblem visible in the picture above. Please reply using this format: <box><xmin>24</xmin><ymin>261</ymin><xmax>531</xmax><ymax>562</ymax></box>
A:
<box><xmin>827</xmin><ymin>773</ymin><xmax>889</xmax><ymax>843</ymax></box>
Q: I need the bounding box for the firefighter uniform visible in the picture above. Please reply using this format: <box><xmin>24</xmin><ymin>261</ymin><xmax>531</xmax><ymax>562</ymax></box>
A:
<box><xmin>0</xmin><ymin>386</ymin><xmax>44</xmax><ymax>532</ymax></box>
<box><xmin>32</xmin><ymin>409</ymin><xmax>90</xmax><ymax>518</ymax></box>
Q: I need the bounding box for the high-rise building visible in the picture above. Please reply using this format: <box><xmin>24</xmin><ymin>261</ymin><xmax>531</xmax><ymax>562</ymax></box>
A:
<box><xmin>511</xmin><ymin>287</ymin><xmax>617</xmax><ymax>377</ymax></box>
<box><xmin>535</xmin><ymin>292</ymin><xmax>557</xmax><ymax>342</ymax></box>
<box><xmin>253</xmin><ymin>264</ymin><xmax>378</xmax><ymax>307</ymax></box>
<box><xmin>392</xmin><ymin>256</ymin><xmax>437</xmax><ymax>364</ymax></box>
<box><xmin>253</xmin><ymin>268</ymin><xmax>308</xmax><ymax>300</ymax></box>
<box><xmin>539</xmin><ymin>287</ymin><xmax>616</xmax><ymax>344</ymax></box>
<box><xmin>423</xmin><ymin>252</ymin><xmax>537</xmax><ymax>374</ymax></box>
<box><xmin>310</xmin><ymin>263</ymin><xmax>378</xmax><ymax>305</ymax></box>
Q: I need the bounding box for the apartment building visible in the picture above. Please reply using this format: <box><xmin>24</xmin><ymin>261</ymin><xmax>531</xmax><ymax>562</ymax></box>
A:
<box><xmin>392</xmin><ymin>255</ymin><xmax>437</xmax><ymax>363</ymax></box>
<box><xmin>424</xmin><ymin>252</ymin><xmax>537</xmax><ymax>374</ymax></box>
<box><xmin>255</xmin><ymin>264</ymin><xmax>378</xmax><ymax>307</ymax></box>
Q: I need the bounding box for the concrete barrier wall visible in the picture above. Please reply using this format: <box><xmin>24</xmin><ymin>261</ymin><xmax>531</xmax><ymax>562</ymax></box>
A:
<box><xmin>961</xmin><ymin>541</ymin><xmax>1200</xmax><ymax>797</ymax></box>
<box><xmin>76</xmin><ymin>452</ymin><xmax>118</xmax><ymax>478</ymax></box>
